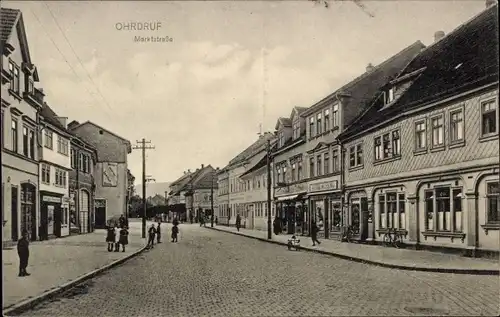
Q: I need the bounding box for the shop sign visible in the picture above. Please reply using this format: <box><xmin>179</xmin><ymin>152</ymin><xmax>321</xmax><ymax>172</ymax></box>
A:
<box><xmin>42</xmin><ymin>196</ymin><xmax>62</xmax><ymax>203</ymax></box>
<box><xmin>309</xmin><ymin>180</ymin><xmax>339</xmax><ymax>193</ymax></box>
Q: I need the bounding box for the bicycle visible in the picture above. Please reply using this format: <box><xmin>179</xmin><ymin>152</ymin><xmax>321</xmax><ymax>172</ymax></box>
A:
<box><xmin>383</xmin><ymin>228</ymin><xmax>403</xmax><ymax>248</ymax></box>
<box><xmin>339</xmin><ymin>225</ymin><xmax>354</xmax><ymax>243</ymax></box>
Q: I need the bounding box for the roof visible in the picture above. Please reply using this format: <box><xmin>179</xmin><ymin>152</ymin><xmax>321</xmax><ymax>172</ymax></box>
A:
<box><xmin>227</xmin><ymin>132</ymin><xmax>275</xmax><ymax>167</ymax></box>
<box><xmin>1</xmin><ymin>7</ymin><xmax>33</xmax><ymax>67</ymax></box>
<box><xmin>275</xmin><ymin>117</ymin><xmax>292</xmax><ymax>130</ymax></box>
<box><xmin>69</xmin><ymin>121</ymin><xmax>132</xmax><ymax>152</ymax></box>
<box><xmin>1</xmin><ymin>8</ymin><xmax>19</xmax><ymax>47</ymax></box>
<box><xmin>301</xmin><ymin>41</ymin><xmax>426</xmax><ymax>129</ymax></box>
<box><xmin>290</xmin><ymin>106</ymin><xmax>308</xmax><ymax>118</ymax></box>
<box><xmin>40</xmin><ymin>102</ymin><xmax>69</xmax><ymax>133</ymax></box>
<box><xmin>340</xmin><ymin>4</ymin><xmax>499</xmax><ymax>140</ymax></box>
<box><xmin>240</xmin><ymin>153</ymin><xmax>268</xmax><ymax>178</ymax></box>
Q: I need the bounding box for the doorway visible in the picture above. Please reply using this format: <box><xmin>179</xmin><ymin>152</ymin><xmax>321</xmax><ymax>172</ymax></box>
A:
<box><xmin>95</xmin><ymin>199</ymin><xmax>106</xmax><ymax>229</ymax></box>
<box><xmin>11</xmin><ymin>186</ymin><xmax>18</xmax><ymax>241</ymax></box>
<box><xmin>54</xmin><ymin>206</ymin><xmax>62</xmax><ymax>237</ymax></box>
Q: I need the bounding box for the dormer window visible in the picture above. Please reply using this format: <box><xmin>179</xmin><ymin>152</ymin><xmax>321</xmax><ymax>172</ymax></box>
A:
<box><xmin>309</xmin><ymin>116</ymin><xmax>314</xmax><ymax>137</ymax></box>
<box><xmin>386</xmin><ymin>88</ymin><xmax>395</xmax><ymax>104</ymax></box>
<box><xmin>292</xmin><ymin>121</ymin><xmax>300</xmax><ymax>139</ymax></box>
<box><xmin>279</xmin><ymin>131</ymin><xmax>284</xmax><ymax>147</ymax></box>
<box><xmin>324</xmin><ymin>109</ymin><xmax>330</xmax><ymax>131</ymax></box>
<box><xmin>316</xmin><ymin>113</ymin><xmax>322</xmax><ymax>135</ymax></box>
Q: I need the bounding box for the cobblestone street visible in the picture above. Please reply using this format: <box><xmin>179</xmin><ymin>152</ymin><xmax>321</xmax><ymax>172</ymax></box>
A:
<box><xmin>17</xmin><ymin>224</ymin><xmax>499</xmax><ymax>317</ymax></box>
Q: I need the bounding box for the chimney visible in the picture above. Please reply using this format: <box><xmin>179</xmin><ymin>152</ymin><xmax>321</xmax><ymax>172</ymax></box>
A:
<box><xmin>201</xmin><ymin>164</ymin><xmax>204</xmax><ymax>169</ymax></box>
<box><xmin>366</xmin><ymin>63</ymin><xmax>375</xmax><ymax>73</ymax></box>
<box><xmin>188</xmin><ymin>169</ymin><xmax>191</xmax><ymax>173</ymax></box>
<box><xmin>486</xmin><ymin>0</ymin><xmax>496</xmax><ymax>7</ymax></box>
<box><xmin>434</xmin><ymin>31</ymin><xmax>445</xmax><ymax>43</ymax></box>
<box><xmin>56</xmin><ymin>116</ymin><xmax>68</xmax><ymax>128</ymax></box>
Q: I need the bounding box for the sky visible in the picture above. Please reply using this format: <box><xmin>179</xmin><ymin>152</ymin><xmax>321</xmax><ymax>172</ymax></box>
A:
<box><xmin>3</xmin><ymin>0</ymin><xmax>488</xmax><ymax>185</ymax></box>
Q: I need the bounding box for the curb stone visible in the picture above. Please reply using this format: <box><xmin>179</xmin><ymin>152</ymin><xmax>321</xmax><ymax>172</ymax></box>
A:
<box><xmin>207</xmin><ymin>227</ymin><xmax>499</xmax><ymax>276</ymax></box>
<box><xmin>2</xmin><ymin>244</ymin><xmax>149</xmax><ymax>316</ymax></box>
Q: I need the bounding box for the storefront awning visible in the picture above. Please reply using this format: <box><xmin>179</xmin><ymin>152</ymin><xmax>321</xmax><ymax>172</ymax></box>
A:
<box><xmin>276</xmin><ymin>194</ymin><xmax>298</xmax><ymax>201</ymax></box>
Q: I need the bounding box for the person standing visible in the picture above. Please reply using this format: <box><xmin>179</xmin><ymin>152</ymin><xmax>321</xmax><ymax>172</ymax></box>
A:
<box><xmin>236</xmin><ymin>213</ymin><xmax>241</xmax><ymax>231</ymax></box>
<box><xmin>106</xmin><ymin>225</ymin><xmax>115</xmax><ymax>252</ymax></box>
<box><xmin>17</xmin><ymin>230</ymin><xmax>30</xmax><ymax>277</ymax></box>
<box><xmin>118</xmin><ymin>214</ymin><xmax>126</xmax><ymax>229</ymax></box>
<box><xmin>119</xmin><ymin>226</ymin><xmax>129</xmax><ymax>252</ymax></box>
<box><xmin>171</xmin><ymin>224</ymin><xmax>179</xmax><ymax>242</ymax></box>
<box><xmin>311</xmin><ymin>221</ymin><xmax>321</xmax><ymax>246</ymax></box>
<box><xmin>147</xmin><ymin>224</ymin><xmax>156</xmax><ymax>249</ymax></box>
<box><xmin>114</xmin><ymin>225</ymin><xmax>120</xmax><ymax>252</ymax></box>
<box><xmin>156</xmin><ymin>222</ymin><xmax>162</xmax><ymax>244</ymax></box>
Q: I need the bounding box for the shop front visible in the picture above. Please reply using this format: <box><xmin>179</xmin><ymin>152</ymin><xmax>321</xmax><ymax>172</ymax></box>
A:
<box><xmin>39</xmin><ymin>191</ymin><xmax>64</xmax><ymax>240</ymax></box>
<box><xmin>274</xmin><ymin>181</ymin><xmax>308</xmax><ymax>235</ymax></box>
<box><xmin>307</xmin><ymin>179</ymin><xmax>342</xmax><ymax>239</ymax></box>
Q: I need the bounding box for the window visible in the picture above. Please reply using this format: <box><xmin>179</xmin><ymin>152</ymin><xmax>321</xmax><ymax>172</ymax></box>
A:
<box><xmin>332</xmin><ymin>104</ymin><xmax>339</xmax><ymax>127</ymax></box>
<box><xmin>316</xmin><ymin>113</ymin><xmax>322</xmax><ymax>135</ymax></box>
<box><xmin>71</xmin><ymin>149</ymin><xmax>76</xmax><ymax>169</ymax></box>
<box><xmin>392</xmin><ymin>131</ymin><xmax>400</xmax><ymax>156</ymax></box>
<box><xmin>11</xmin><ymin>119</ymin><xmax>18</xmax><ymax>153</ymax></box>
<box><xmin>276</xmin><ymin>167</ymin><xmax>281</xmax><ymax>184</ymax></box>
<box><xmin>27</xmin><ymin>78</ymin><xmax>34</xmax><ymax>93</ymax></box>
<box><xmin>20</xmin><ymin>184</ymin><xmax>34</xmax><ymax>239</ymax></box>
<box><xmin>55</xmin><ymin>169</ymin><xmax>66</xmax><ymax>187</ymax></box>
<box><xmin>82</xmin><ymin>155</ymin><xmax>88</xmax><ymax>173</ymax></box>
<box><xmin>309</xmin><ymin>157</ymin><xmax>315</xmax><ymax>177</ymax></box>
<box><xmin>316</xmin><ymin>155</ymin><xmax>322</xmax><ymax>176</ymax></box>
<box><xmin>330</xmin><ymin>202</ymin><xmax>342</xmax><ymax>232</ymax></box>
<box><xmin>309</xmin><ymin>117</ymin><xmax>314</xmax><ymax>137</ymax></box>
<box><xmin>481</xmin><ymin>99</ymin><xmax>497</xmax><ymax>136</ymax></box>
<box><xmin>324</xmin><ymin>109</ymin><xmax>330</xmax><ymax>131</ymax></box>
<box><xmin>297</xmin><ymin>161</ymin><xmax>303</xmax><ymax>180</ymax></box>
<box><xmin>293</xmin><ymin>121</ymin><xmax>300</xmax><ymax>139</ymax></box>
<box><xmin>279</xmin><ymin>131</ymin><xmax>285</xmax><ymax>147</ymax></box>
<box><xmin>374</xmin><ymin>137</ymin><xmax>382</xmax><ymax>160</ymax></box>
<box><xmin>44</xmin><ymin>130</ymin><xmax>53</xmax><ymax>149</ymax></box>
<box><xmin>431</xmin><ymin>115</ymin><xmax>444</xmax><ymax>147</ymax></box>
<box><xmin>1</xmin><ymin>111</ymin><xmax>4</xmax><ymax>148</ymax></box>
<box><xmin>378</xmin><ymin>192</ymin><xmax>405</xmax><ymax>230</ymax></box>
<box><xmin>349</xmin><ymin>144</ymin><xmax>363</xmax><ymax>168</ymax></box>
<box><xmin>22</xmin><ymin>127</ymin><xmax>28</xmax><ymax>156</ymax></box>
<box><xmin>424</xmin><ymin>186</ymin><xmax>463</xmax><ymax>233</ymax></box>
<box><xmin>9</xmin><ymin>61</ymin><xmax>20</xmax><ymax>93</ymax></box>
<box><xmin>386</xmin><ymin>88</ymin><xmax>394</xmax><ymax>104</ymax></box>
<box><xmin>486</xmin><ymin>182</ymin><xmax>499</xmax><ymax>223</ymax></box>
<box><xmin>282</xmin><ymin>165</ymin><xmax>287</xmax><ymax>182</ymax></box>
<box><xmin>29</xmin><ymin>130</ymin><xmax>35</xmax><ymax>159</ymax></box>
<box><xmin>57</xmin><ymin>137</ymin><xmax>69</xmax><ymax>155</ymax></box>
<box><xmin>450</xmin><ymin>109</ymin><xmax>464</xmax><ymax>143</ymax></box>
<box><xmin>415</xmin><ymin>120</ymin><xmax>426</xmax><ymax>150</ymax></box>
<box><xmin>41</xmin><ymin>164</ymin><xmax>50</xmax><ymax>184</ymax></box>
<box><xmin>382</xmin><ymin>133</ymin><xmax>391</xmax><ymax>158</ymax></box>
<box><xmin>324</xmin><ymin>153</ymin><xmax>329</xmax><ymax>174</ymax></box>
<box><xmin>291</xmin><ymin>163</ymin><xmax>296</xmax><ymax>182</ymax></box>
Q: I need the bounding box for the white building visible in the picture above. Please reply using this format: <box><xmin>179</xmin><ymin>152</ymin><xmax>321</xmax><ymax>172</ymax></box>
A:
<box><xmin>38</xmin><ymin>103</ymin><xmax>72</xmax><ymax>239</ymax></box>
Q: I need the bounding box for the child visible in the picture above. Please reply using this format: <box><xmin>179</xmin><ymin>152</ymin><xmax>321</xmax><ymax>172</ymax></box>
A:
<box><xmin>156</xmin><ymin>222</ymin><xmax>161</xmax><ymax>244</ymax></box>
<box><xmin>106</xmin><ymin>225</ymin><xmax>115</xmax><ymax>252</ymax></box>
<box><xmin>17</xmin><ymin>230</ymin><xmax>30</xmax><ymax>277</ymax></box>
<box><xmin>147</xmin><ymin>224</ymin><xmax>156</xmax><ymax>249</ymax></box>
<box><xmin>119</xmin><ymin>226</ymin><xmax>129</xmax><ymax>252</ymax></box>
<box><xmin>171</xmin><ymin>225</ymin><xmax>179</xmax><ymax>243</ymax></box>
<box><xmin>114</xmin><ymin>225</ymin><xmax>120</xmax><ymax>252</ymax></box>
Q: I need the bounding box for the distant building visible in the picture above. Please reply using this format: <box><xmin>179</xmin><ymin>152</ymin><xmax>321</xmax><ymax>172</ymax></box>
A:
<box><xmin>68</xmin><ymin>121</ymin><xmax>132</xmax><ymax>228</ymax></box>
<box><xmin>1</xmin><ymin>8</ymin><xmax>44</xmax><ymax>243</ymax></box>
<box><xmin>38</xmin><ymin>103</ymin><xmax>72</xmax><ymax>240</ymax></box>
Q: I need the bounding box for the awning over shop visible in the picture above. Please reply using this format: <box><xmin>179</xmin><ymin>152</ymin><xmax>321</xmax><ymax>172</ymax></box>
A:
<box><xmin>275</xmin><ymin>193</ymin><xmax>307</xmax><ymax>202</ymax></box>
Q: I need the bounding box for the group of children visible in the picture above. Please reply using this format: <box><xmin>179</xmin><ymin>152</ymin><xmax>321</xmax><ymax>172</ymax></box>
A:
<box><xmin>146</xmin><ymin>220</ymin><xmax>180</xmax><ymax>249</ymax></box>
<box><xmin>106</xmin><ymin>224</ymin><xmax>129</xmax><ymax>252</ymax></box>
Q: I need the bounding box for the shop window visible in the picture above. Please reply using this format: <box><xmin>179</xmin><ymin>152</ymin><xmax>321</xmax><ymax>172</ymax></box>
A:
<box><xmin>424</xmin><ymin>186</ymin><xmax>463</xmax><ymax>233</ymax></box>
<box><xmin>351</xmin><ymin>202</ymin><xmax>360</xmax><ymax>234</ymax></box>
<box><xmin>330</xmin><ymin>202</ymin><xmax>342</xmax><ymax>232</ymax></box>
<box><xmin>20</xmin><ymin>183</ymin><xmax>34</xmax><ymax>240</ymax></box>
<box><xmin>486</xmin><ymin>182</ymin><xmax>499</xmax><ymax>223</ymax></box>
<box><xmin>378</xmin><ymin>192</ymin><xmax>405</xmax><ymax>229</ymax></box>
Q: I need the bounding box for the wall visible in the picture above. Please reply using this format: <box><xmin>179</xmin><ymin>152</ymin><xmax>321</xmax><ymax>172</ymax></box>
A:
<box><xmin>346</xmin><ymin>89</ymin><xmax>499</xmax><ymax>185</ymax></box>
<box><xmin>40</xmin><ymin>129</ymin><xmax>71</xmax><ymax>169</ymax></box>
<box><xmin>94</xmin><ymin>161</ymin><xmax>128</xmax><ymax>220</ymax></box>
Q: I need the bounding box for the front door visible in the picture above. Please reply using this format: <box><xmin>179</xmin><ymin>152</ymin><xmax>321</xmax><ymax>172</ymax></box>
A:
<box><xmin>287</xmin><ymin>205</ymin><xmax>295</xmax><ymax>234</ymax></box>
<box><xmin>95</xmin><ymin>201</ymin><xmax>106</xmax><ymax>229</ymax></box>
<box><xmin>360</xmin><ymin>197</ymin><xmax>369</xmax><ymax>241</ymax></box>
<box><xmin>54</xmin><ymin>205</ymin><xmax>62</xmax><ymax>237</ymax></box>
<box><xmin>11</xmin><ymin>186</ymin><xmax>18</xmax><ymax>241</ymax></box>
<box><xmin>351</xmin><ymin>203</ymin><xmax>361</xmax><ymax>236</ymax></box>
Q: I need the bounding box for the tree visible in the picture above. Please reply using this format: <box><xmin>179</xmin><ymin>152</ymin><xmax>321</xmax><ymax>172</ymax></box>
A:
<box><xmin>129</xmin><ymin>194</ymin><xmax>153</xmax><ymax>217</ymax></box>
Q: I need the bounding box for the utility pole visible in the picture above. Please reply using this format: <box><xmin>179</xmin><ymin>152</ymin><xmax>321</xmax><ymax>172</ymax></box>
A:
<box><xmin>267</xmin><ymin>139</ymin><xmax>272</xmax><ymax>239</ymax></box>
<box><xmin>210</xmin><ymin>171</ymin><xmax>215</xmax><ymax>227</ymax></box>
<box><xmin>132</xmin><ymin>138</ymin><xmax>155</xmax><ymax>238</ymax></box>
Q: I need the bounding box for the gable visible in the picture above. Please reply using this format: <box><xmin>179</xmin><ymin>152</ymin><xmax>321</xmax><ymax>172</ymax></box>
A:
<box><xmin>1</xmin><ymin>9</ymin><xmax>32</xmax><ymax>65</ymax></box>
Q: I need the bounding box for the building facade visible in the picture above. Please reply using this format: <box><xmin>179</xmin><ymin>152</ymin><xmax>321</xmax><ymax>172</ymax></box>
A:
<box><xmin>1</xmin><ymin>8</ymin><xmax>43</xmax><ymax>243</ymax></box>
<box><xmin>216</xmin><ymin>168</ymin><xmax>230</xmax><ymax>224</ymax></box>
<box><xmin>38</xmin><ymin>103</ymin><xmax>72</xmax><ymax>239</ymax></box>
<box><xmin>69</xmin><ymin>135</ymin><xmax>97</xmax><ymax>234</ymax></box>
<box><xmin>339</xmin><ymin>5</ymin><xmax>499</xmax><ymax>255</ymax></box>
<box><xmin>272</xmin><ymin>107</ymin><xmax>309</xmax><ymax>235</ymax></box>
<box><xmin>300</xmin><ymin>40</ymin><xmax>425</xmax><ymax>240</ymax></box>
<box><xmin>191</xmin><ymin>165</ymin><xmax>219</xmax><ymax>221</ymax></box>
<box><xmin>67</xmin><ymin>121</ymin><xmax>131</xmax><ymax>228</ymax></box>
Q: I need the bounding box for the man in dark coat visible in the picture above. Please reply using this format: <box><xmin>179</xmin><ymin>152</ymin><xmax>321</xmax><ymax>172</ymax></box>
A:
<box><xmin>147</xmin><ymin>224</ymin><xmax>156</xmax><ymax>249</ymax></box>
<box><xmin>17</xmin><ymin>230</ymin><xmax>30</xmax><ymax>277</ymax></box>
<box><xmin>156</xmin><ymin>222</ymin><xmax>162</xmax><ymax>243</ymax></box>
<box><xmin>311</xmin><ymin>221</ymin><xmax>321</xmax><ymax>246</ymax></box>
<box><xmin>235</xmin><ymin>213</ymin><xmax>241</xmax><ymax>231</ymax></box>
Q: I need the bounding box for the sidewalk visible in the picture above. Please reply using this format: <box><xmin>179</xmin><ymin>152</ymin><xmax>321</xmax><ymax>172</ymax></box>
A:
<box><xmin>208</xmin><ymin>226</ymin><xmax>499</xmax><ymax>275</ymax></box>
<box><xmin>2</xmin><ymin>220</ymin><xmax>159</xmax><ymax>311</ymax></box>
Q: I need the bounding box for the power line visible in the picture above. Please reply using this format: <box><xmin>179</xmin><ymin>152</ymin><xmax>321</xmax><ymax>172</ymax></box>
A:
<box><xmin>132</xmin><ymin>139</ymin><xmax>156</xmax><ymax>238</ymax></box>
<box><xmin>42</xmin><ymin>2</ymin><xmax>116</xmax><ymax>115</ymax></box>
<box><xmin>28</xmin><ymin>7</ymin><xmax>113</xmax><ymax>120</ymax></box>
